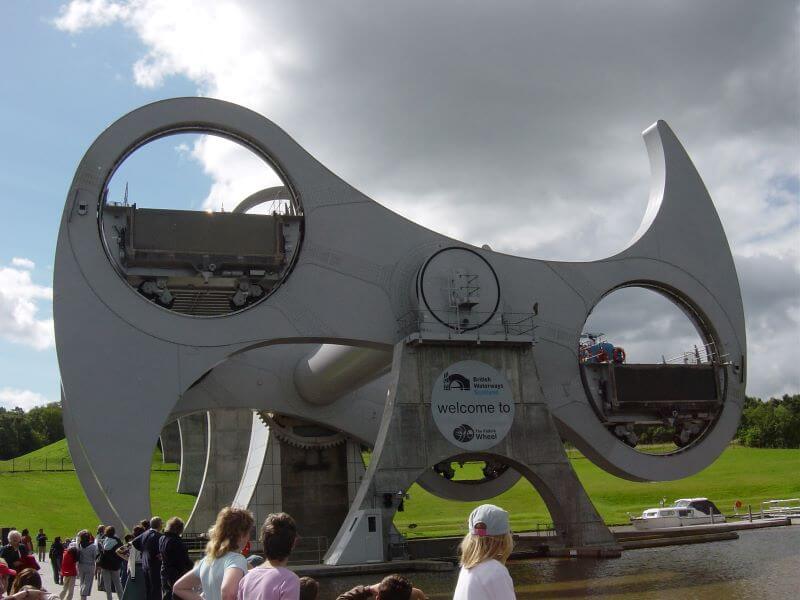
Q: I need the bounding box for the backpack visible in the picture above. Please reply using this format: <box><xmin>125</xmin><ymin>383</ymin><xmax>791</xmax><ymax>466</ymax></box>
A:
<box><xmin>98</xmin><ymin>537</ymin><xmax>123</xmax><ymax>571</ymax></box>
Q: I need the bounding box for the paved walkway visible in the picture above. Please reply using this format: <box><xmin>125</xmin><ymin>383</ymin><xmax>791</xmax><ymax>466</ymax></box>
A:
<box><xmin>38</xmin><ymin>564</ymin><xmax>111</xmax><ymax>600</ymax></box>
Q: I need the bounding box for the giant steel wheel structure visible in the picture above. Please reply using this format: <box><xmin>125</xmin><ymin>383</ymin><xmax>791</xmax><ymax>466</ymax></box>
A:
<box><xmin>54</xmin><ymin>98</ymin><xmax>745</xmax><ymax>563</ymax></box>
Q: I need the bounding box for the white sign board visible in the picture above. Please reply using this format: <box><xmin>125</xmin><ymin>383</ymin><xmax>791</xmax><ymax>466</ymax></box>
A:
<box><xmin>431</xmin><ymin>360</ymin><xmax>515</xmax><ymax>450</ymax></box>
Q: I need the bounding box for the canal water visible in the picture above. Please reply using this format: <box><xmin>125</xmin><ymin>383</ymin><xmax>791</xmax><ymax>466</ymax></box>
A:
<box><xmin>318</xmin><ymin>526</ymin><xmax>799</xmax><ymax>598</ymax></box>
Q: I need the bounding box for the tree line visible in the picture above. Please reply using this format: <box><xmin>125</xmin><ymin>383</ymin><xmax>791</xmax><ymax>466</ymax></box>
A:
<box><xmin>631</xmin><ymin>394</ymin><xmax>800</xmax><ymax>448</ymax></box>
<box><xmin>0</xmin><ymin>403</ymin><xmax>64</xmax><ymax>460</ymax></box>
<box><xmin>736</xmin><ymin>394</ymin><xmax>800</xmax><ymax>449</ymax></box>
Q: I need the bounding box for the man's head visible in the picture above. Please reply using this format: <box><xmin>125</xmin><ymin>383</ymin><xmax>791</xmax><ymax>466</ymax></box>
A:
<box><xmin>165</xmin><ymin>517</ymin><xmax>184</xmax><ymax>536</ymax></box>
<box><xmin>7</xmin><ymin>531</ymin><xmax>21</xmax><ymax>547</ymax></box>
<box><xmin>38</xmin><ymin>529</ymin><xmax>43</xmax><ymax>534</ymax></box>
<box><xmin>299</xmin><ymin>576</ymin><xmax>319</xmax><ymax>600</ymax></box>
<box><xmin>376</xmin><ymin>575</ymin><xmax>412</xmax><ymax>600</ymax></box>
<box><xmin>150</xmin><ymin>516</ymin><xmax>163</xmax><ymax>531</ymax></box>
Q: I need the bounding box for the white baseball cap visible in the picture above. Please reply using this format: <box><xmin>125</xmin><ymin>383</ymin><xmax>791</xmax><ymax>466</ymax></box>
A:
<box><xmin>468</xmin><ymin>504</ymin><xmax>510</xmax><ymax>536</ymax></box>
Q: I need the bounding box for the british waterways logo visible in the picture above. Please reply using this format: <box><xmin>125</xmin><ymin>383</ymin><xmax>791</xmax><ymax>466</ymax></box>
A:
<box><xmin>444</xmin><ymin>372</ymin><xmax>471</xmax><ymax>391</ymax></box>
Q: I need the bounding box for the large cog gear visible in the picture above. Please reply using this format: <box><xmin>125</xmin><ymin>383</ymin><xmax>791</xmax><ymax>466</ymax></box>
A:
<box><xmin>258</xmin><ymin>412</ymin><xmax>347</xmax><ymax>449</ymax></box>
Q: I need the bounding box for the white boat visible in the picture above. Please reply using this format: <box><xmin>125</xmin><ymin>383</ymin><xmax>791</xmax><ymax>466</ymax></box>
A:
<box><xmin>631</xmin><ymin>497</ymin><xmax>726</xmax><ymax>530</ymax></box>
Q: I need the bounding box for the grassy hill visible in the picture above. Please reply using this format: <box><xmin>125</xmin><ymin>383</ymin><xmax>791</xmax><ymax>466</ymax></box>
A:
<box><xmin>0</xmin><ymin>439</ymin><xmax>195</xmax><ymax>539</ymax></box>
<box><xmin>0</xmin><ymin>439</ymin><xmax>72</xmax><ymax>463</ymax></box>
<box><xmin>0</xmin><ymin>439</ymin><xmax>169</xmax><ymax>470</ymax></box>
<box><xmin>1</xmin><ymin>440</ymin><xmax>797</xmax><ymax>540</ymax></box>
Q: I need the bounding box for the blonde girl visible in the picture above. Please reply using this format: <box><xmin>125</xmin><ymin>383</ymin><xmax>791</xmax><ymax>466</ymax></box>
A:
<box><xmin>172</xmin><ymin>507</ymin><xmax>254</xmax><ymax>600</ymax></box>
<box><xmin>453</xmin><ymin>504</ymin><xmax>516</xmax><ymax>600</ymax></box>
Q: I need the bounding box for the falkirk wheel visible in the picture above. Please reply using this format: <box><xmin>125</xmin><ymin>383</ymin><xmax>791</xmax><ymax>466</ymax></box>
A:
<box><xmin>54</xmin><ymin>98</ymin><xmax>746</xmax><ymax>564</ymax></box>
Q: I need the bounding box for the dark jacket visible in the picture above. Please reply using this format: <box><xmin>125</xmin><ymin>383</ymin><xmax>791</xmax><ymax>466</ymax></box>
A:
<box><xmin>158</xmin><ymin>532</ymin><xmax>193</xmax><ymax>584</ymax></box>
<box><xmin>0</xmin><ymin>544</ymin><xmax>25</xmax><ymax>569</ymax></box>
<box><xmin>336</xmin><ymin>586</ymin><xmax>374</xmax><ymax>600</ymax></box>
<box><xmin>132</xmin><ymin>529</ymin><xmax>162</xmax><ymax>572</ymax></box>
<box><xmin>99</xmin><ymin>535</ymin><xmax>123</xmax><ymax>570</ymax></box>
<box><xmin>49</xmin><ymin>541</ymin><xmax>64</xmax><ymax>561</ymax></box>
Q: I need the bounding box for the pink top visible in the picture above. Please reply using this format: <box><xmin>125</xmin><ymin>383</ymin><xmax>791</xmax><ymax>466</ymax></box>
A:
<box><xmin>237</xmin><ymin>565</ymin><xmax>300</xmax><ymax>600</ymax></box>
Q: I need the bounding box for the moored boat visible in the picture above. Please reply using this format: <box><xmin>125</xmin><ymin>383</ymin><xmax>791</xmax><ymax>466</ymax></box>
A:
<box><xmin>631</xmin><ymin>497</ymin><xmax>726</xmax><ymax>530</ymax></box>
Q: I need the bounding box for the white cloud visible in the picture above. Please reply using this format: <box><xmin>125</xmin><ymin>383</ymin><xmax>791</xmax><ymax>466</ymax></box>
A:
<box><xmin>190</xmin><ymin>136</ymin><xmax>282</xmax><ymax>212</ymax></box>
<box><xmin>11</xmin><ymin>257</ymin><xmax>35</xmax><ymax>270</ymax></box>
<box><xmin>53</xmin><ymin>0</ymin><xmax>130</xmax><ymax>33</ymax></box>
<box><xmin>0</xmin><ymin>262</ymin><xmax>54</xmax><ymax>350</ymax></box>
<box><xmin>51</xmin><ymin>1</ymin><xmax>800</xmax><ymax>397</ymax></box>
<box><xmin>0</xmin><ymin>388</ymin><xmax>52</xmax><ymax>411</ymax></box>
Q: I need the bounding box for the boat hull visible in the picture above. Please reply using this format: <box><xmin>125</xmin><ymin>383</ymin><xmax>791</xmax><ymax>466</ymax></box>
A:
<box><xmin>631</xmin><ymin>515</ymin><xmax>726</xmax><ymax>530</ymax></box>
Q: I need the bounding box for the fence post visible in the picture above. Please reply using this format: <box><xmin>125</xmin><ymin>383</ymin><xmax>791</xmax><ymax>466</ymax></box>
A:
<box><xmin>12</xmin><ymin>458</ymin><xmax>14</xmax><ymax>472</ymax></box>
<box><xmin>46</xmin><ymin>457</ymin><xmax>48</xmax><ymax>471</ymax></box>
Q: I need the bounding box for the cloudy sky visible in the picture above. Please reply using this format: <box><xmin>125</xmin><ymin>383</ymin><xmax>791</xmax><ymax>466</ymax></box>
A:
<box><xmin>0</xmin><ymin>0</ymin><xmax>797</xmax><ymax>409</ymax></box>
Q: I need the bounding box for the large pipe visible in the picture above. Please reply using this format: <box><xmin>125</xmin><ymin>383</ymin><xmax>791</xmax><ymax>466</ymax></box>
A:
<box><xmin>294</xmin><ymin>344</ymin><xmax>392</xmax><ymax>405</ymax></box>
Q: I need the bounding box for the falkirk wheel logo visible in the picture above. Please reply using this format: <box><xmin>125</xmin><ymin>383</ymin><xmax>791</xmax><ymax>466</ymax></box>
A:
<box><xmin>453</xmin><ymin>423</ymin><xmax>475</xmax><ymax>443</ymax></box>
<box><xmin>432</xmin><ymin>360</ymin><xmax>515</xmax><ymax>451</ymax></box>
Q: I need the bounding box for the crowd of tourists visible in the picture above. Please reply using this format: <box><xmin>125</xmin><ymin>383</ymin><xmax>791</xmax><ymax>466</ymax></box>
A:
<box><xmin>0</xmin><ymin>503</ymin><xmax>516</xmax><ymax>599</ymax></box>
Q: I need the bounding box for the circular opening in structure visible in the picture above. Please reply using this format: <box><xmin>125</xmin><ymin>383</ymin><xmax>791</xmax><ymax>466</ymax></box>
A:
<box><xmin>431</xmin><ymin>459</ymin><xmax>511</xmax><ymax>483</ymax></box>
<box><xmin>394</xmin><ymin>464</ymin><xmax>552</xmax><ymax>539</ymax></box>
<box><xmin>100</xmin><ymin>133</ymin><xmax>302</xmax><ymax>317</ymax></box>
<box><xmin>580</xmin><ymin>286</ymin><xmax>723</xmax><ymax>454</ymax></box>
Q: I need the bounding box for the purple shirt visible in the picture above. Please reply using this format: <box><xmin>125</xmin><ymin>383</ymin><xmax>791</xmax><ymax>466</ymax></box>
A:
<box><xmin>237</xmin><ymin>565</ymin><xmax>300</xmax><ymax>600</ymax></box>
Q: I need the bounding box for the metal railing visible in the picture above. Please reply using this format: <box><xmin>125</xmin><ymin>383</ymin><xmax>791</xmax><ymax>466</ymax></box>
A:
<box><xmin>398</xmin><ymin>310</ymin><xmax>536</xmax><ymax>339</ymax></box>
<box><xmin>182</xmin><ymin>533</ymin><xmax>209</xmax><ymax>554</ymax></box>
<box><xmin>661</xmin><ymin>341</ymin><xmax>728</xmax><ymax>366</ymax></box>
<box><xmin>760</xmin><ymin>498</ymin><xmax>800</xmax><ymax>518</ymax></box>
<box><xmin>289</xmin><ymin>536</ymin><xmax>329</xmax><ymax>565</ymax></box>
<box><xmin>0</xmin><ymin>457</ymin><xmax>179</xmax><ymax>473</ymax></box>
<box><xmin>526</xmin><ymin>523</ymin><xmax>557</xmax><ymax>537</ymax></box>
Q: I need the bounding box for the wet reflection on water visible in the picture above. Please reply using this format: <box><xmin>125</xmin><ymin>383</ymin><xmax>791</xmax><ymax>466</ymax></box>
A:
<box><xmin>318</xmin><ymin>527</ymin><xmax>799</xmax><ymax>599</ymax></box>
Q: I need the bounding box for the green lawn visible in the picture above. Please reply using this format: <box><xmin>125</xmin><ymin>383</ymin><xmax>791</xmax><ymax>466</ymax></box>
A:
<box><xmin>394</xmin><ymin>445</ymin><xmax>800</xmax><ymax>537</ymax></box>
<box><xmin>0</xmin><ymin>441</ymin><xmax>796</xmax><ymax>540</ymax></box>
<box><xmin>0</xmin><ymin>440</ymin><xmax>195</xmax><ymax>540</ymax></box>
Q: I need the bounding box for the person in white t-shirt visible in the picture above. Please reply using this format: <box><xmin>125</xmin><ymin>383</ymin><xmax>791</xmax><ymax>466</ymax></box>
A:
<box><xmin>172</xmin><ymin>507</ymin><xmax>255</xmax><ymax>600</ymax></box>
<box><xmin>452</xmin><ymin>504</ymin><xmax>516</xmax><ymax>600</ymax></box>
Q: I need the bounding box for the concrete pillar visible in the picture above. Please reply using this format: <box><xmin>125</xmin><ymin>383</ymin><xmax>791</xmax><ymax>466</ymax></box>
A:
<box><xmin>184</xmin><ymin>409</ymin><xmax>252</xmax><ymax>534</ymax></box>
<box><xmin>177</xmin><ymin>413</ymin><xmax>208</xmax><ymax>495</ymax></box>
<box><xmin>325</xmin><ymin>342</ymin><xmax>620</xmax><ymax>565</ymax></box>
<box><xmin>280</xmin><ymin>442</ymin><xmax>351</xmax><ymax>548</ymax></box>
<box><xmin>345</xmin><ymin>439</ymin><xmax>366</xmax><ymax>504</ymax></box>
<box><xmin>232</xmin><ymin>414</ymin><xmax>368</xmax><ymax>557</ymax></box>
<box><xmin>159</xmin><ymin>420</ymin><xmax>181</xmax><ymax>464</ymax></box>
<box><xmin>232</xmin><ymin>414</ymin><xmax>282</xmax><ymax>543</ymax></box>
